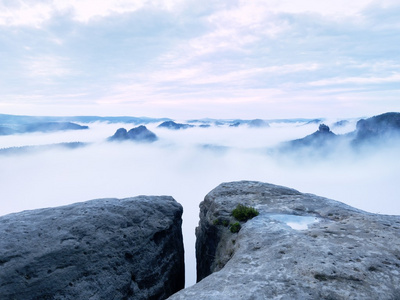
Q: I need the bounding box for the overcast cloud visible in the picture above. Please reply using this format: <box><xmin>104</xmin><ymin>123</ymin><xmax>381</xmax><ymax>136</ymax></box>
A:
<box><xmin>0</xmin><ymin>0</ymin><xmax>399</xmax><ymax>118</ymax></box>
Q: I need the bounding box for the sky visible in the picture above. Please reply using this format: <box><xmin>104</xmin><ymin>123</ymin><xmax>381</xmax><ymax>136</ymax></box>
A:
<box><xmin>0</xmin><ymin>0</ymin><xmax>400</xmax><ymax>118</ymax></box>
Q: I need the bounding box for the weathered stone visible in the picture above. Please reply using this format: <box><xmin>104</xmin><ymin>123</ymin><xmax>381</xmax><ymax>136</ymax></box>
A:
<box><xmin>0</xmin><ymin>196</ymin><xmax>184</xmax><ymax>300</ymax></box>
<box><xmin>169</xmin><ymin>181</ymin><xmax>400</xmax><ymax>300</ymax></box>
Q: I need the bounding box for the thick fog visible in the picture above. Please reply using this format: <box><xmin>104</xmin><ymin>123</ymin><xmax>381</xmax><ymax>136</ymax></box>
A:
<box><xmin>1</xmin><ymin>120</ymin><xmax>399</xmax><ymax>286</ymax></box>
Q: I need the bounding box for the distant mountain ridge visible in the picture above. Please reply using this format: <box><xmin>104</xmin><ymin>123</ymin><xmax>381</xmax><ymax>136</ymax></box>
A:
<box><xmin>158</xmin><ymin>121</ymin><xmax>194</xmax><ymax>130</ymax></box>
<box><xmin>279</xmin><ymin>112</ymin><xmax>400</xmax><ymax>156</ymax></box>
<box><xmin>1</xmin><ymin>113</ymin><xmax>327</xmax><ymax>129</ymax></box>
<box><xmin>0</xmin><ymin>122</ymin><xmax>88</xmax><ymax>135</ymax></box>
<box><xmin>0</xmin><ymin>142</ymin><xmax>86</xmax><ymax>155</ymax></box>
<box><xmin>0</xmin><ymin>114</ymin><xmax>171</xmax><ymax>125</ymax></box>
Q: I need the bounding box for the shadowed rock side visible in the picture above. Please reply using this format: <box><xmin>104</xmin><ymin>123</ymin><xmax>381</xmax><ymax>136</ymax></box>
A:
<box><xmin>0</xmin><ymin>196</ymin><xmax>184</xmax><ymax>300</ymax></box>
<box><xmin>108</xmin><ymin>125</ymin><xmax>158</xmax><ymax>142</ymax></box>
<box><xmin>168</xmin><ymin>181</ymin><xmax>400</xmax><ymax>300</ymax></box>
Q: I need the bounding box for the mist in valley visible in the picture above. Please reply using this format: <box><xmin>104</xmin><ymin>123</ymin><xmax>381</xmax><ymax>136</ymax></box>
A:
<box><xmin>1</xmin><ymin>118</ymin><xmax>399</xmax><ymax>286</ymax></box>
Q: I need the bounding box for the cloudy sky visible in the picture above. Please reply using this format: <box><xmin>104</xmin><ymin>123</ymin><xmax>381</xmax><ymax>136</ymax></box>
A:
<box><xmin>1</xmin><ymin>0</ymin><xmax>399</xmax><ymax>118</ymax></box>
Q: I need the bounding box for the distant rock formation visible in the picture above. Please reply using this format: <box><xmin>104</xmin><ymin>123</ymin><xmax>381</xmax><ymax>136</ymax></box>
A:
<box><xmin>158</xmin><ymin>121</ymin><xmax>194</xmax><ymax>130</ymax></box>
<box><xmin>248</xmin><ymin>119</ymin><xmax>270</xmax><ymax>128</ymax></box>
<box><xmin>108</xmin><ymin>125</ymin><xmax>158</xmax><ymax>142</ymax></box>
<box><xmin>352</xmin><ymin>112</ymin><xmax>400</xmax><ymax>145</ymax></box>
<box><xmin>281</xmin><ymin>113</ymin><xmax>400</xmax><ymax>155</ymax></box>
<box><xmin>0</xmin><ymin>196</ymin><xmax>184</xmax><ymax>300</ymax></box>
<box><xmin>282</xmin><ymin>124</ymin><xmax>338</xmax><ymax>153</ymax></box>
<box><xmin>169</xmin><ymin>181</ymin><xmax>400</xmax><ymax>299</ymax></box>
<box><xmin>229</xmin><ymin>122</ymin><xmax>241</xmax><ymax>127</ymax></box>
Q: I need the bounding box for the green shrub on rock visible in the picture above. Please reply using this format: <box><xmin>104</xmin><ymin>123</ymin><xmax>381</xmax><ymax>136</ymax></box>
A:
<box><xmin>232</xmin><ymin>204</ymin><xmax>259</xmax><ymax>222</ymax></box>
<box><xmin>230</xmin><ymin>222</ymin><xmax>241</xmax><ymax>233</ymax></box>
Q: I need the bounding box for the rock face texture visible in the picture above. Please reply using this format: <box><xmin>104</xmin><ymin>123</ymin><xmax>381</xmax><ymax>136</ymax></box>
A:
<box><xmin>0</xmin><ymin>196</ymin><xmax>184</xmax><ymax>300</ymax></box>
<box><xmin>108</xmin><ymin>125</ymin><xmax>158</xmax><ymax>142</ymax></box>
<box><xmin>169</xmin><ymin>181</ymin><xmax>400</xmax><ymax>300</ymax></box>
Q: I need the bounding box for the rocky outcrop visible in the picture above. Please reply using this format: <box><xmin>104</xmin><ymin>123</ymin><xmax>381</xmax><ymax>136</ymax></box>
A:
<box><xmin>353</xmin><ymin>112</ymin><xmax>400</xmax><ymax>145</ymax></box>
<box><xmin>276</xmin><ymin>123</ymin><xmax>340</xmax><ymax>158</ymax></box>
<box><xmin>157</xmin><ymin>121</ymin><xmax>194</xmax><ymax>130</ymax></box>
<box><xmin>288</xmin><ymin>123</ymin><xmax>337</xmax><ymax>148</ymax></box>
<box><xmin>108</xmin><ymin>125</ymin><xmax>158</xmax><ymax>142</ymax></box>
<box><xmin>279</xmin><ymin>113</ymin><xmax>400</xmax><ymax>156</ymax></box>
<box><xmin>0</xmin><ymin>196</ymin><xmax>184</xmax><ymax>300</ymax></box>
<box><xmin>169</xmin><ymin>181</ymin><xmax>400</xmax><ymax>300</ymax></box>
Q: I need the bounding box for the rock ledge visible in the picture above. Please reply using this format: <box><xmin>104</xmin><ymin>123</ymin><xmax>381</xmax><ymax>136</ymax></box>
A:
<box><xmin>0</xmin><ymin>196</ymin><xmax>184</xmax><ymax>300</ymax></box>
<box><xmin>169</xmin><ymin>181</ymin><xmax>400</xmax><ymax>300</ymax></box>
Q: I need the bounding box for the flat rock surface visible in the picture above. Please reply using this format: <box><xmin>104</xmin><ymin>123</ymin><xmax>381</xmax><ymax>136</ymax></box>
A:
<box><xmin>169</xmin><ymin>181</ymin><xmax>400</xmax><ymax>300</ymax></box>
<box><xmin>0</xmin><ymin>196</ymin><xmax>184</xmax><ymax>300</ymax></box>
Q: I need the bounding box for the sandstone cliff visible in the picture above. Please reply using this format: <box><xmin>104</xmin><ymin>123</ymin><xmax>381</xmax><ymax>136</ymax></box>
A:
<box><xmin>169</xmin><ymin>181</ymin><xmax>400</xmax><ymax>300</ymax></box>
<box><xmin>0</xmin><ymin>196</ymin><xmax>184</xmax><ymax>300</ymax></box>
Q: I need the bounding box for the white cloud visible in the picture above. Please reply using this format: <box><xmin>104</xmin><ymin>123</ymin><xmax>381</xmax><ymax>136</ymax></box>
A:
<box><xmin>23</xmin><ymin>55</ymin><xmax>74</xmax><ymax>79</ymax></box>
<box><xmin>0</xmin><ymin>0</ymin><xmax>186</xmax><ymax>26</ymax></box>
<box><xmin>309</xmin><ymin>73</ymin><xmax>400</xmax><ymax>86</ymax></box>
<box><xmin>0</xmin><ymin>1</ymin><xmax>53</xmax><ymax>27</ymax></box>
<box><xmin>253</xmin><ymin>0</ymin><xmax>374</xmax><ymax>17</ymax></box>
<box><xmin>0</xmin><ymin>0</ymin><xmax>399</xmax><ymax>118</ymax></box>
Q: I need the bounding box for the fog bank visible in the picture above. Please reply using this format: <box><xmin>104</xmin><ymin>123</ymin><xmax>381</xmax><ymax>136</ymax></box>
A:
<box><xmin>0</xmin><ymin>120</ymin><xmax>399</xmax><ymax>286</ymax></box>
